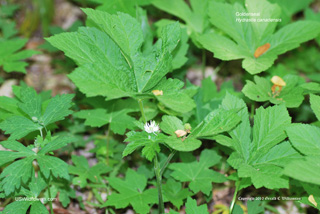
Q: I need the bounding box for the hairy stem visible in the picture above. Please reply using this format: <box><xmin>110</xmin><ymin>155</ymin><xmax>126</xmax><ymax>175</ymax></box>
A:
<box><xmin>138</xmin><ymin>99</ymin><xmax>147</xmax><ymax>123</ymax></box>
<box><xmin>229</xmin><ymin>179</ymin><xmax>241</xmax><ymax>214</ymax></box>
<box><xmin>160</xmin><ymin>151</ymin><xmax>176</xmax><ymax>176</ymax></box>
<box><xmin>154</xmin><ymin>154</ymin><xmax>164</xmax><ymax>214</ymax></box>
<box><xmin>138</xmin><ymin>99</ymin><xmax>166</xmax><ymax>213</ymax></box>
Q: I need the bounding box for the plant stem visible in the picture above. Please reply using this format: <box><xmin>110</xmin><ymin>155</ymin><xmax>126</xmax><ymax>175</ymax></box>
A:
<box><xmin>160</xmin><ymin>151</ymin><xmax>176</xmax><ymax>176</ymax></box>
<box><xmin>202</xmin><ymin>49</ymin><xmax>206</xmax><ymax>78</ymax></box>
<box><xmin>229</xmin><ymin>179</ymin><xmax>241</xmax><ymax>214</ymax></box>
<box><xmin>154</xmin><ymin>154</ymin><xmax>164</xmax><ymax>214</ymax></box>
<box><xmin>39</xmin><ymin>128</ymin><xmax>43</xmax><ymax>138</ymax></box>
<box><xmin>215</xmin><ymin>61</ymin><xmax>226</xmax><ymax>74</ymax></box>
<box><xmin>263</xmin><ymin>101</ymin><xmax>270</xmax><ymax>108</ymax></box>
<box><xmin>250</xmin><ymin>103</ymin><xmax>255</xmax><ymax>120</ymax></box>
<box><xmin>138</xmin><ymin>99</ymin><xmax>147</xmax><ymax>123</ymax></box>
<box><xmin>47</xmin><ymin>182</ymin><xmax>54</xmax><ymax>214</ymax></box>
<box><xmin>105</xmin><ymin>126</ymin><xmax>111</xmax><ymax>166</ymax></box>
<box><xmin>138</xmin><ymin>99</ymin><xmax>166</xmax><ymax>213</ymax></box>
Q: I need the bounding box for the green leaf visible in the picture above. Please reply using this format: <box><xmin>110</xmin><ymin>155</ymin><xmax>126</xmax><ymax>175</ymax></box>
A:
<box><xmin>38</xmin><ymin>136</ymin><xmax>73</xmax><ymax>154</ymax></box>
<box><xmin>163</xmin><ymin>178</ymin><xmax>192</xmax><ymax>209</ymax></box>
<box><xmin>242</xmin><ymin>75</ymin><xmax>304</xmax><ymax>108</ymax></box>
<box><xmin>193</xmin><ymin>78</ymin><xmax>240</xmax><ymax>123</ymax></box>
<box><xmin>36</xmin><ymin>155</ymin><xmax>69</xmax><ymax>180</ymax></box>
<box><xmin>29</xmin><ymin>201</ymin><xmax>49</xmax><ymax>214</ymax></box>
<box><xmin>75</xmin><ymin>99</ymin><xmax>139</xmax><ymax>134</ymax></box>
<box><xmin>169</xmin><ymin>149</ymin><xmax>227</xmax><ymax>195</ymax></box>
<box><xmin>48</xmin><ymin>9</ymin><xmax>189</xmax><ymax>113</ymax></box>
<box><xmin>185</xmin><ymin>197</ymin><xmax>209</xmax><ymax>214</ymax></box>
<box><xmin>286</xmin><ymin>124</ymin><xmax>320</xmax><ymax>156</ymax></box>
<box><xmin>41</xmin><ymin>94</ymin><xmax>74</xmax><ymax>126</ymax></box>
<box><xmin>299</xmin><ymin>183</ymin><xmax>320</xmax><ymax>210</ymax></box>
<box><xmin>220</xmin><ymin>94</ymin><xmax>296</xmax><ymax>189</ymax></box>
<box><xmin>159</xmin><ymin>115</ymin><xmax>201</xmax><ymax>151</ymax></box>
<box><xmin>284</xmin><ymin>156</ymin><xmax>320</xmax><ymax>186</ymax></box>
<box><xmin>50</xmin><ymin>27</ymin><xmax>135</xmax><ymax>99</ymax></box>
<box><xmin>0</xmin><ymin>156</ymin><xmax>35</xmax><ymax>195</ymax></box>
<box><xmin>198</xmin><ymin>0</ymin><xmax>320</xmax><ymax>74</ymax></box>
<box><xmin>18</xmin><ymin>87</ymin><xmax>42</xmax><ymax>119</ymax></box>
<box><xmin>250</xmin><ymin>105</ymin><xmax>291</xmax><ymax>158</ymax></box>
<box><xmin>238</xmin><ymin>164</ymin><xmax>288</xmax><ymax>189</ymax></box>
<box><xmin>82</xmin><ymin>9</ymin><xmax>175</xmax><ymax>92</ymax></box>
<box><xmin>0</xmin><ymin>137</ymin><xmax>73</xmax><ymax>196</ymax></box>
<box><xmin>310</xmin><ymin>94</ymin><xmax>320</xmax><ymax>121</ymax></box>
<box><xmin>0</xmin><ymin>116</ymin><xmax>42</xmax><ymax>140</ymax></box>
<box><xmin>220</xmin><ymin>93</ymin><xmax>251</xmax><ymax>160</ymax></box>
<box><xmin>2</xmin><ymin>175</ymin><xmax>49</xmax><ymax>214</ymax></box>
<box><xmin>0</xmin><ymin>96</ymin><xmax>21</xmax><ymax>117</ymax></box>
<box><xmin>69</xmin><ymin>155</ymin><xmax>111</xmax><ymax>188</ymax></box>
<box><xmin>0</xmin><ymin>38</ymin><xmax>40</xmax><ymax>73</ymax></box>
<box><xmin>0</xmin><ymin>86</ymin><xmax>74</xmax><ymax>140</ymax></box>
<box><xmin>160</xmin><ymin>115</ymin><xmax>184</xmax><ymax>135</ymax></box>
<box><xmin>2</xmin><ymin>201</ymin><xmax>32</xmax><ymax>214</ymax></box>
<box><xmin>247</xmin><ymin>200</ymin><xmax>264</xmax><ymax>214</ymax></box>
<box><xmin>102</xmin><ymin>169</ymin><xmax>157</xmax><ymax>214</ymax></box>
<box><xmin>154</xmin><ymin>78</ymin><xmax>196</xmax><ymax>113</ymax></box>
<box><xmin>300</xmin><ymin>82</ymin><xmax>320</xmax><ymax>95</ymax></box>
<box><xmin>152</xmin><ymin>0</ymin><xmax>209</xmax><ymax>38</ymax></box>
<box><xmin>305</xmin><ymin>8</ymin><xmax>320</xmax><ymax>46</ymax></box>
<box><xmin>164</xmin><ymin>136</ymin><xmax>202</xmax><ymax>152</ymax></box>
<box><xmin>191</xmin><ymin>108</ymin><xmax>241</xmax><ymax>138</ymax></box>
<box><xmin>123</xmin><ymin>131</ymin><xmax>166</xmax><ymax>161</ymax></box>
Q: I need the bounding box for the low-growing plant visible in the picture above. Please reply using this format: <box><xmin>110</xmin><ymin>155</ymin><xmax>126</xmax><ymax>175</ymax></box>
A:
<box><xmin>1</xmin><ymin>0</ymin><xmax>320</xmax><ymax>213</ymax></box>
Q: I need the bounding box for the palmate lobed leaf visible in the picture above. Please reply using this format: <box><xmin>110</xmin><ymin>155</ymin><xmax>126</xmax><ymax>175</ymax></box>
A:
<box><xmin>286</xmin><ymin>124</ymin><xmax>320</xmax><ymax>156</ymax></box>
<box><xmin>284</xmin><ymin>156</ymin><xmax>320</xmax><ymax>186</ymax></box>
<box><xmin>169</xmin><ymin>149</ymin><xmax>227</xmax><ymax>195</ymax></box>
<box><xmin>75</xmin><ymin>98</ymin><xmax>140</xmax><ymax>134</ymax></box>
<box><xmin>0</xmin><ymin>137</ymin><xmax>73</xmax><ymax>196</ymax></box>
<box><xmin>123</xmin><ymin>131</ymin><xmax>166</xmax><ymax>161</ymax></box>
<box><xmin>158</xmin><ymin>106</ymin><xmax>241</xmax><ymax>152</ymax></box>
<box><xmin>69</xmin><ymin>155</ymin><xmax>112</xmax><ymax>188</ymax></box>
<box><xmin>2</xmin><ymin>174</ymin><xmax>49</xmax><ymax>214</ymax></box>
<box><xmin>75</xmin><ymin>108</ymin><xmax>137</xmax><ymax>135</ymax></box>
<box><xmin>0</xmin><ymin>87</ymin><xmax>74</xmax><ymax>140</ymax></box>
<box><xmin>242</xmin><ymin>75</ymin><xmax>305</xmax><ymax>108</ymax></box>
<box><xmin>282</xmin><ymin>124</ymin><xmax>320</xmax><ymax>184</ymax></box>
<box><xmin>191</xmin><ymin>108</ymin><xmax>241</xmax><ymax>138</ymax></box>
<box><xmin>47</xmin><ymin>9</ymin><xmax>195</xmax><ymax>113</ymax></box>
<box><xmin>2</xmin><ymin>200</ymin><xmax>48</xmax><ymax>214</ymax></box>
<box><xmin>102</xmin><ymin>169</ymin><xmax>157</xmax><ymax>214</ymax></box>
<box><xmin>217</xmin><ymin>94</ymin><xmax>302</xmax><ymax>189</ymax></box>
<box><xmin>185</xmin><ymin>197</ymin><xmax>209</xmax><ymax>214</ymax></box>
<box><xmin>193</xmin><ymin>77</ymin><xmax>240</xmax><ymax>123</ymax></box>
<box><xmin>198</xmin><ymin>0</ymin><xmax>320</xmax><ymax>74</ymax></box>
<box><xmin>168</xmin><ymin>197</ymin><xmax>209</xmax><ymax>214</ymax></box>
<box><xmin>0</xmin><ymin>38</ymin><xmax>40</xmax><ymax>73</ymax></box>
<box><xmin>162</xmin><ymin>179</ymin><xmax>192</xmax><ymax>209</ymax></box>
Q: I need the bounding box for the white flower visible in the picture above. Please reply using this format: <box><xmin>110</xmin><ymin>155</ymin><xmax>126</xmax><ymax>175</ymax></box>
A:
<box><xmin>144</xmin><ymin>120</ymin><xmax>160</xmax><ymax>135</ymax></box>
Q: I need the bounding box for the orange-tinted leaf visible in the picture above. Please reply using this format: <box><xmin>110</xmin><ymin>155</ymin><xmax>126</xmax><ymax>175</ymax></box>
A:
<box><xmin>254</xmin><ymin>43</ymin><xmax>271</xmax><ymax>58</ymax></box>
